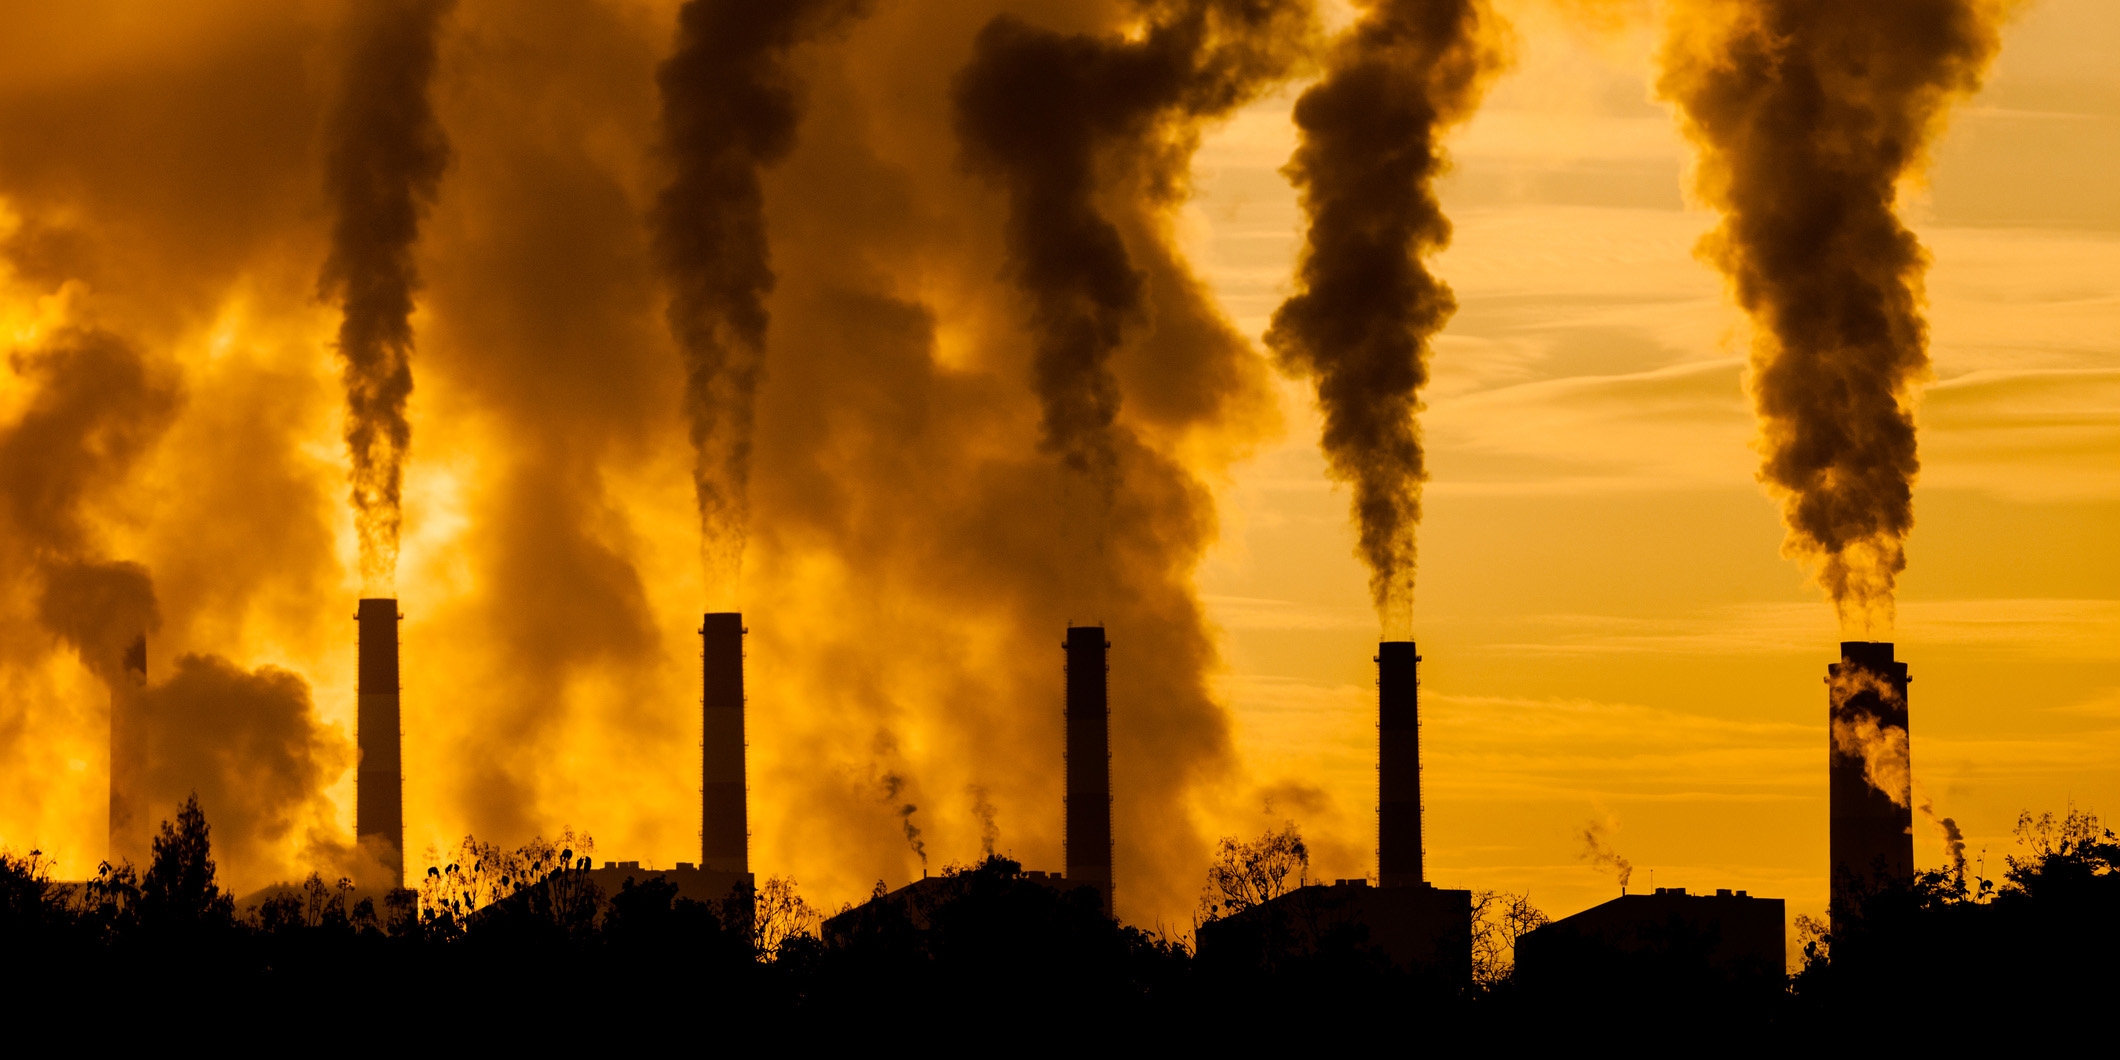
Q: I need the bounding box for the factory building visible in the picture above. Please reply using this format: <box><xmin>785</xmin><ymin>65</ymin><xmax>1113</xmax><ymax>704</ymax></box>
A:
<box><xmin>1515</xmin><ymin>887</ymin><xmax>1786</xmax><ymax>993</ymax></box>
<box><xmin>1196</xmin><ymin>641</ymin><xmax>1472</xmax><ymax>980</ymax></box>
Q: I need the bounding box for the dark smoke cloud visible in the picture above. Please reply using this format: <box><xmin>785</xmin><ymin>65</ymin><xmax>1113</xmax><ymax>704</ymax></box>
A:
<box><xmin>0</xmin><ymin>0</ymin><xmax>1329</xmax><ymax>928</ymax></box>
<box><xmin>729</xmin><ymin>0</ymin><xmax>1308</xmax><ymax>917</ymax></box>
<box><xmin>134</xmin><ymin>653</ymin><xmax>349</xmax><ymax>892</ymax></box>
<box><xmin>1657</xmin><ymin>0</ymin><xmax>2009</xmax><ymax>634</ymax></box>
<box><xmin>0</xmin><ymin>10</ymin><xmax>324</xmax><ymax>335</ymax></box>
<box><xmin>1264</xmin><ymin>0</ymin><xmax>1508</xmax><ymax>639</ymax></box>
<box><xmin>0</xmin><ymin>327</ymin><xmax>178</xmax><ymax>676</ymax></box>
<box><xmin>38</xmin><ymin>560</ymin><xmax>159</xmax><ymax>686</ymax></box>
<box><xmin>410</xmin><ymin>0</ymin><xmax>686</xmax><ymax>846</ymax></box>
<box><xmin>652</xmin><ymin>0</ymin><xmax>871</xmax><ymax>597</ymax></box>
<box><xmin>0</xmin><ymin>325</ymin><xmax>171</xmax><ymax>871</ymax></box>
<box><xmin>0</xmin><ymin>324</ymin><xmax>354</xmax><ymax>886</ymax></box>
<box><xmin>952</xmin><ymin>0</ymin><xmax>1312</xmax><ymax>488</ymax></box>
<box><xmin>319</xmin><ymin>0</ymin><xmax>452</xmax><ymax>592</ymax></box>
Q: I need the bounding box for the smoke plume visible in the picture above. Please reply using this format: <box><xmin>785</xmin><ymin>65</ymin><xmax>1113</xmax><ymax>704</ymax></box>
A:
<box><xmin>1933</xmin><ymin>811</ymin><xmax>1966</xmax><ymax>878</ymax></box>
<box><xmin>1265</xmin><ymin>0</ymin><xmax>1509</xmax><ymax>639</ymax></box>
<box><xmin>319</xmin><ymin>0</ymin><xmax>453</xmax><ymax>593</ymax></box>
<box><xmin>970</xmin><ymin>785</ymin><xmax>1000</xmax><ymax>859</ymax></box>
<box><xmin>1580</xmin><ymin>819</ymin><xmax>1633</xmax><ymax>894</ymax></box>
<box><xmin>1829</xmin><ymin>661</ymin><xmax>1913</xmax><ymax>805</ymax></box>
<box><xmin>1658</xmin><ymin>0</ymin><xmax>2011</xmax><ymax>635</ymax></box>
<box><xmin>0</xmin><ymin>321</ymin><xmax>347</xmax><ymax>888</ymax></box>
<box><xmin>0</xmin><ymin>1</ymin><xmax>1322</xmax><ymax>927</ymax></box>
<box><xmin>652</xmin><ymin>0</ymin><xmax>871</xmax><ymax>597</ymax></box>
<box><xmin>134</xmin><ymin>654</ymin><xmax>351</xmax><ymax>890</ymax></box>
<box><xmin>0</xmin><ymin>326</ymin><xmax>176</xmax><ymax>681</ymax></box>
<box><xmin>953</xmin><ymin>0</ymin><xmax>1312</xmax><ymax>489</ymax></box>
<box><xmin>882</xmin><ymin>772</ymin><xmax>926</xmax><ymax>870</ymax></box>
<box><xmin>1828</xmin><ymin>666</ymin><xmax>1966</xmax><ymax>875</ymax></box>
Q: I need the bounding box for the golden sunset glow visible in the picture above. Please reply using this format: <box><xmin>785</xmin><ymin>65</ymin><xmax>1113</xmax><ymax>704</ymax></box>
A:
<box><xmin>0</xmin><ymin>0</ymin><xmax>2112</xmax><ymax>957</ymax></box>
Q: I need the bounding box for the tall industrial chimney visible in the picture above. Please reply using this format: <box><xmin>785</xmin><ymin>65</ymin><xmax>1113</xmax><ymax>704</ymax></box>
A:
<box><xmin>1829</xmin><ymin>640</ymin><xmax>1914</xmax><ymax>924</ymax></box>
<box><xmin>701</xmin><ymin>612</ymin><xmax>748</xmax><ymax>874</ymax></box>
<box><xmin>108</xmin><ymin>634</ymin><xmax>148</xmax><ymax>866</ymax></box>
<box><xmin>1064</xmin><ymin>625</ymin><xmax>1113</xmax><ymax>914</ymax></box>
<box><xmin>1378</xmin><ymin>641</ymin><xmax>1423</xmax><ymax>888</ymax></box>
<box><xmin>356</xmin><ymin>599</ymin><xmax>404</xmax><ymax>888</ymax></box>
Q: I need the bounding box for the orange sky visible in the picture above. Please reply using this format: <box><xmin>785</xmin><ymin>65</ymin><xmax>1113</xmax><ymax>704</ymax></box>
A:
<box><xmin>0</xmin><ymin>0</ymin><xmax>2112</xmax><ymax>945</ymax></box>
<box><xmin>1195</xmin><ymin>0</ymin><xmax>2119</xmax><ymax>935</ymax></box>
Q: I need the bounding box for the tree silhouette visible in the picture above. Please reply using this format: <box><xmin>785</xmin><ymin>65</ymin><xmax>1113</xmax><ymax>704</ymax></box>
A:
<box><xmin>0</xmin><ymin>848</ymin><xmax>71</xmax><ymax>947</ymax></box>
<box><xmin>1200</xmin><ymin>822</ymin><xmax>1309</xmax><ymax>921</ymax></box>
<box><xmin>751</xmin><ymin>875</ymin><xmax>819</xmax><ymax>959</ymax></box>
<box><xmin>1468</xmin><ymin>889</ymin><xmax>1549</xmax><ymax>989</ymax></box>
<box><xmin>138</xmin><ymin>794</ymin><xmax>235</xmax><ymax>934</ymax></box>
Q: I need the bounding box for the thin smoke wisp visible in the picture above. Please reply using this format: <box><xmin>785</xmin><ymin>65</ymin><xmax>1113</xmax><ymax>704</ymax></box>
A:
<box><xmin>1580</xmin><ymin>819</ymin><xmax>1634</xmax><ymax>894</ymax></box>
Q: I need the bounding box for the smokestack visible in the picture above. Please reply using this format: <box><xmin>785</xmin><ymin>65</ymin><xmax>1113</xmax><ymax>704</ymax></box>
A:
<box><xmin>1378</xmin><ymin>641</ymin><xmax>1422</xmax><ymax>888</ymax></box>
<box><xmin>107</xmin><ymin>633</ymin><xmax>147</xmax><ymax>866</ymax></box>
<box><xmin>1829</xmin><ymin>640</ymin><xmax>1913</xmax><ymax>923</ymax></box>
<box><xmin>356</xmin><ymin>598</ymin><xmax>403</xmax><ymax>888</ymax></box>
<box><xmin>700</xmin><ymin>612</ymin><xmax>748</xmax><ymax>874</ymax></box>
<box><xmin>1064</xmin><ymin>625</ymin><xmax>1112</xmax><ymax>914</ymax></box>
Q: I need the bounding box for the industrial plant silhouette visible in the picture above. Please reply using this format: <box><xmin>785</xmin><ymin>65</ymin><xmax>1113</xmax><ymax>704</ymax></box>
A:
<box><xmin>11</xmin><ymin>600</ymin><xmax>2108</xmax><ymax>1038</ymax></box>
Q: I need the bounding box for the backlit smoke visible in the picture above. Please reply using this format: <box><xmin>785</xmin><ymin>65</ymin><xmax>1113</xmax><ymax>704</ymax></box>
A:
<box><xmin>1658</xmin><ymin>0</ymin><xmax>2010</xmax><ymax>635</ymax></box>
<box><xmin>1831</xmin><ymin>711</ymin><xmax>1912</xmax><ymax>808</ymax></box>
<box><xmin>0</xmin><ymin>1</ymin><xmax>1325</xmax><ymax>927</ymax></box>
<box><xmin>1829</xmin><ymin>663</ymin><xmax>1912</xmax><ymax>805</ymax></box>
<box><xmin>1265</xmin><ymin>0</ymin><xmax>1509</xmax><ymax>639</ymax></box>
<box><xmin>1933</xmin><ymin>811</ymin><xmax>1966</xmax><ymax>878</ymax></box>
<box><xmin>0</xmin><ymin>325</ymin><xmax>175</xmax><ymax>712</ymax></box>
<box><xmin>319</xmin><ymin>0</ymin><xmax>452</xmax><ymax>593</ymax></box>
<box><xmin>0</xmin><ymin>325</ymin><xmax>345</xmax><ymax>888</ymax></box>
<box><xmin>953</xmin><ymin>0</ymin><xmax>1312</xmax><ymax>490</ymax></box>
<box><xmin>134</xmin><ymin>654</ymin><xmax>351</xmax><ymax>889</ymax></box>
<box><xmin>652</xmin><ymin>0</ymin><xmax>871</xmax><ymax>597</ymax></box>
<box><xmin>1580</xmin><ymin>819</ymin><xmax>1633</xmax><ymax>894</ymax></box>
<box><xmin>1831</xmin><ymin>661</ymin><xmax>1958</xmax><ymax>877</ymax></box>
<box><xmin>882</xmin><ymin>773</ymin><xmax>926</xmax><ymax>870</ymax></box>
<box><xmin>1827</xmin><ymin>662</ymin><xmax>1961</xmax><ymax>873</ymax></box>
<box><xmin>970</xmin><ymin>785</ymin><xmax>1000</xmax><ymax>859</ymax></box>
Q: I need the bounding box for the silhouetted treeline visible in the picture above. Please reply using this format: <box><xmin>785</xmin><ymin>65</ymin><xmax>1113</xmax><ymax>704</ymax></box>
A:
<box><xmin>1789</xmin><ymin>808</ymin><xmax>2120</xmax><ymax>1032</ymax></box>
<box><xmin>5</xmin><ymin>801</ymin><xmax>2116</xmax><ymax>1043</ymax></box>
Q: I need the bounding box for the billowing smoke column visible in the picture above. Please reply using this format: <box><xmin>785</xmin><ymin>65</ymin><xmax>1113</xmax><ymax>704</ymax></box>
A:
<box><xmin>1377</xmin><ymin>641</ymin><xmax>1423</xmax><ymax>887</ymax></box>
<box><xmin>107</xmin><ymin>634</ymin><xmax>147</xmax><ymax>866</ymax></box>
<box><xmin>0</xmin><ymin>320</ymin><xmax>345</xmax><ymax>885</ymax></box>
<box><xmin>1658</xmin><ymin>1</ymin><xmax>2008</xmax><ymax>634</ymax></box>
<box><xmin>1828</xmin><ymin>641</ymin><xmax>1914</xmax><ymax>924</ymax></box>
<box><xmin>136</xmin><ymin>655</ymin><xmax>344</xmax><ymax>887</ymax></box>
<box><xmin>0</xmin><ymin>326</ymin><xmax>175</xmax><ymax>867</ymax></box>
<box><xmin>653</xmin><ymin>0</ymin><xmax>869</xmax><ymax>593</ymax></box>
<box><xmin>1265</xmin><ymin>0</ymin><xmax>1507</xmax><ymax>639</ymax></box>
<box><xmin>356</xmin><ymin>599</ymin><xmax>405</xmax><ymax>887</ymax></box>
<box><xmin>1065</xmin><ymin>626</ymin><xmax>1113</xmax><ymax>914</ymax></box>
<box><xmin>700</xmin><ymin>612</ymin><xmax>748</xmax><ymax>873</ymax></box>
<box><xmin>319</xmin><ymin>0</ymin><xmax>452</xmax><ymax>592</ymax></box>
<box><xmin>953</xmin><ymin>0</ymin><xmax>1311</xmax><ymax>489</ymax></box>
